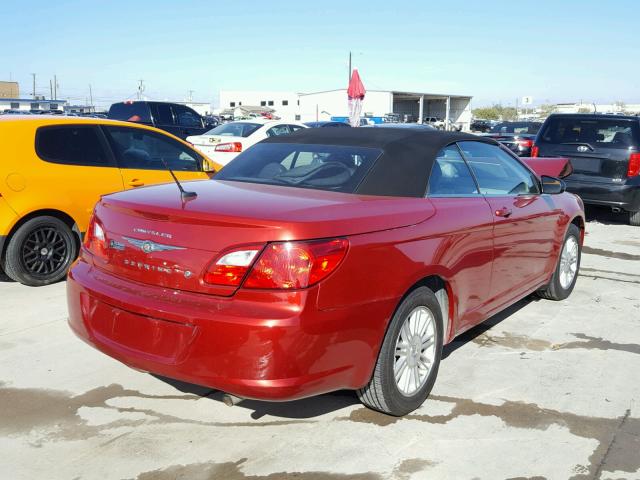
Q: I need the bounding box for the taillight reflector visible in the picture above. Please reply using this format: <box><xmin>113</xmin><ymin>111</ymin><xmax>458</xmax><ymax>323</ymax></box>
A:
<box><xmin>84</xmin><ymin>214</ymin><xmax>107</xmax><ymax>260</ymax></box>
<box><xmin>203</xmin><ymin>247</ymin><xmax>262</xmax><ymax>286</ymax></box>
<box><xmin>628</xmin><ymin>152</ymin><xmax>640</xmax><ymax>177</ymax></box>
<box><xmin>517</xmin><ymin>139</ymin><xmax>534</xmax><ymax>148</ymax></box>
<box><xmin>215</xmin><ymin>142</ymin><xmax>243</xmax><ymax>153</ymax></box>
<box><xmin>244</xmin><ymin>238</ymin><xmax>349</xmax><ymax>290</ymax></box>
<box><xmin>531</xmin><ymin>145</ymin><xmax>539</xmax><ymax>157</ymax></box>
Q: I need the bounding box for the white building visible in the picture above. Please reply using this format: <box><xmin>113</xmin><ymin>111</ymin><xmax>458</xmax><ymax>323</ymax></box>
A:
<box><xmin>219</xmin><ymin>91</ymin><xmax>300</xmax><ymax>120</ymax></box>
<box><xmin>219</xmin><ymin>89</ymin><xmax>473</xmax><ymax>129</ymax></box>
<box><xmin>553</xmin><ymin>102</ymin><xmax>640</xmax><ymax>115</ymax></box>
<box><xmin>0</xmin><ymin>97</ymin><xmax>67</xmax><ymax>112</ymax></box>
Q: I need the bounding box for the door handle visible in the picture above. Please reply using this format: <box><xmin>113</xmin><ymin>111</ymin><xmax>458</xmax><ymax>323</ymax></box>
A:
<box><xmin>128</xmin><ymin>179</ymin><xmax>144</xmax><ymax>187</ymax></box>
<box><xmin>495</xmin><ymin>207</ymin><xmax>513</xmax><ymax>218</ymax></box>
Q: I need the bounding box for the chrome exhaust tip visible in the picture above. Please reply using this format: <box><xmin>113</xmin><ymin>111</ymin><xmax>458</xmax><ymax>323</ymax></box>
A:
<box><xmin>222</xmin><ymin>393</ymin><xmax>243</xmax><ymax>407</ymax></box>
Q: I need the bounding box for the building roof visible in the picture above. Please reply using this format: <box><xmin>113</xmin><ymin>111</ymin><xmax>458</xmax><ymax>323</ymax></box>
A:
<box><xmin>299</xmin><ymin>88</ymin><xmax>472</xmax><ymax>99</ymax></box>
<box><xmin>0</xmin><ymin>98</ymin><xmax>67</xmax><ymax>103</ymax></box>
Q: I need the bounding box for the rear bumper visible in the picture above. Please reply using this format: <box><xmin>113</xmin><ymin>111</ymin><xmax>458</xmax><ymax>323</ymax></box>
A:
<box><xmin>564</xmin><ymin>178</ymin><xmax>640</xmax><ymax>212</ymax></box>
<box><xmin>67</xmin><ymin>260</ymin><xmax>392</xmax><ymax>401</ymax></box>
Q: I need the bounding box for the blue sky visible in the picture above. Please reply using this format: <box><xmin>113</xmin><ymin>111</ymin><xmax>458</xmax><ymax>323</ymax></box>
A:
<box><xmin>3</xmin><ymin>0</ymin><xmax>639</xmax><ymax>108</ymax></box>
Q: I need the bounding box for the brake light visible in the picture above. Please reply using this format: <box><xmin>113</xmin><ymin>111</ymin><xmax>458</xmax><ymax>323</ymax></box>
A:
<box><xmin>215</xmin><ymin>142</ymin><xmax>243</xmax><ymax>153</ymax></box>
<box><xmin>517</xmin><ymin>139</ymin><xmax>534</xmax><ymax>148</ymax></box>
<box><xmin>531</xmin><ymin>145</ymin><xmax>539</xmax><ymax>157</ymax></box>
<box><xmin>203</xmin><ymin>247</ymin><xmax>262</xmax><ymax>286</ymax></box>
<box><xmin>243</xmin><ymin>238</ymin><xmax>349</xmax><ymax>289</ymax></box>
<box><xmin>84</xmin><ymin>214</ymin><xmax>107</xmax><ymax>260</ymax></box>
<box><xmin>628</xmin><ymin>152</ymin><xmax>640</xmax><ymax>177</ymax></box>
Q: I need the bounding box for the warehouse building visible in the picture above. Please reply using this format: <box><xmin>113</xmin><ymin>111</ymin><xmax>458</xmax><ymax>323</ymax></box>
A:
<box><xmin>0</xmin><ymin>97</ymin><xmax>67</xmax><ymax>113</ymax></box>
<box><xmin>219</xmin><ymin>89</ymin><xmax>473</xmax><ymax>129</ymax></box>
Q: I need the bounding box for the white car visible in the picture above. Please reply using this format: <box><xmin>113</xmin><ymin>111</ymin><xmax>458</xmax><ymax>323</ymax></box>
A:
<box><xmin>186</xmin><ymin>120</ymin><xmax>308</xmax><ymax>166</ymax></box>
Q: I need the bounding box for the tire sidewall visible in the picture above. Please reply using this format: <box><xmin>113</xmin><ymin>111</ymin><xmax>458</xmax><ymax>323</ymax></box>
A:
<box><xmin>551</xmin><ymin>224</ymin><xmax>581</xmax><ymax>300</ymax></box>
<box><xmin>4</xmin><ymin>216</ymin><xmax>77</xmax><ymax>286</ymax></box>
<box><xmin>380</xmin><ymin>287</ymin><xmax>444</xmax><ymax>415</ymax></box>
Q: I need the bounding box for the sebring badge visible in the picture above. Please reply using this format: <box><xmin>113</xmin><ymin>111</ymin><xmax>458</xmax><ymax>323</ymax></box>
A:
<box><xmin>122</xmin><ymin>236</ymin><xmax>185</xmax><ymax>253</ymax></box>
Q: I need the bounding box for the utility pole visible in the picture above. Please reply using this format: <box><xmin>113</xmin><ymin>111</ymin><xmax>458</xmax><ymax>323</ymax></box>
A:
<box><xmin>89</xmin><ymin>84</ymin><xmax>93</xmax><ymax>108</ymax></box>
<box><xmin>348</xmin><ymin>51</ymin><xmax>352</xmax><ymax>84</ymax></box>
<box><xmin>50</xmin><ymin>80</ymin><xmax>53</xmax><ymax>100</ymax></box>
<box><xmin>31</xmin><ymin>73</ymin><xmax>36</xmax><ymax>98</ymax></box>
<box><xmin>188</xmin><ymin>90</ymin><xmax>194</xmax><ymax>102</ymax></box>
<box><xmin>137</xmin><ymin>79</ymin><xmax>145</xmax><ymax>100</ymax></box>
<box><xmin>54</xmin><ymin>75</ymin><xmax>58</xmax><ymax>100</ymax></box>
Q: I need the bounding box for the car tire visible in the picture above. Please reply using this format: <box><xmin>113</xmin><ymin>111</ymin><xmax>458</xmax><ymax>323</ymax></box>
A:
<box><xmin>630</xmin><ymin>211</ymin><xmax>640</xmax><ymax>227</ymax></box>
<box><xmin>357</xmin><ymin>287</ymin><xmax>443</xmax><ymax>416</ymax></box>
<box><xmin>3</xmin><ymin>216</ymin><xmax>77</xmax><ymax>287</ymax></box>
<box><xmin>537</xmin><ymin>224</ymin><xmax>581</xmax><ymax>301</ymax></box>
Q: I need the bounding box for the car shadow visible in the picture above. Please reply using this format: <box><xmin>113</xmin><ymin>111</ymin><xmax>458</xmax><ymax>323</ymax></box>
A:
<box><xmin>585</xmin><ymin>205</ymin><xmax>630</xmax><ymax>226</ymax></box>
<box><xmin>153</xmin><ymin>296</ymin><xmax>540</xmax><ymax>420</ymax></box>
<box><xmin>442</xmin><ymin>295</ymin><xmax>538</xmax><ymax>359</ymax></box>
<box><xmin>0</xmin><ymin>271</ymin><xmax>12</xmax><ymax>282</ymax></box>
<box><xmin>153</xmin><ymin>374</ymin><xmax>360</xmax><ymax>419</ymax></box>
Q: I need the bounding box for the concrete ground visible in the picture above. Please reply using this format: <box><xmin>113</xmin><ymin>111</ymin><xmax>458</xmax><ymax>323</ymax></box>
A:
<box><xmin>1</xmin><ymin>207</ymin><xmax>639</xmax><ymax>480</ymax></box>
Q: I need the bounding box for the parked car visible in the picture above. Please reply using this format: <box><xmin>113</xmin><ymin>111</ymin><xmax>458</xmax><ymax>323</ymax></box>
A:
<box><xmin>68</xmin><ymin>128</ymin><xmax>584</xmax><ymax>416</ymax></box>
<box><xmin>533</xmin><ymin>114</ymin><xmax>640</xmax><ymax>225</ymax></box>
<box><xmin>0</xmin><ymin>116</ymin><xmax>221</xmax><ymax>286</ymax></box>
<box><xmin>186</xmin><ymin>119</ymin><xmax>307</xmax><ymax>166</ymax></box>
<box><xmin>366</xmin><ymin>123</ymin><xmax>435</xmax><ymax>130</ymax></box>
<box><xmin>108</xmin><ymin>101</ymin><xmax>215</xmax><ymax>140</ymax></box>
<box><xmin>304</xmin><ymin>121</ymin><xmax>351</xmax><ymax>128</ymax></box>
<box><xmin>423</xmin><ymin>116</ymin><xmax>445</xmax><ymax>129</ymax></box>
<box><xmin>471</xmin><ymin>119</ymin><xmax>492</xmax><ymax>133</ymax></box>
<box><xmin>485</xmin><ymin>121</ymin><xmax>542</xmax><ymax>156</ymax></box>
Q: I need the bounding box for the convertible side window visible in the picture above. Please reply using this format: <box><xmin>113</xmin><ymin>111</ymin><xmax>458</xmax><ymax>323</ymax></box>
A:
<box><xmin>457</xmin><ymin>141</ymin><xmax>540</xmax><ymax>195</ymax></box>
<box><xmin>427</xmin><ymin>145</ymin><xmax>479</xmax><ymax>196</ymax></box>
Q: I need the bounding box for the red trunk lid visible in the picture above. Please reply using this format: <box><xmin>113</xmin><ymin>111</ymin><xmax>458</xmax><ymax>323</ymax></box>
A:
<box><xmin>92</xmin><ymin>179</ymin><xmax>433</xmax><ymax>295</ymax></box>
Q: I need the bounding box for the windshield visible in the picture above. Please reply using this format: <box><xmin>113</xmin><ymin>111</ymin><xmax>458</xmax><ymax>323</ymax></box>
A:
<box><xmin>205</xmin><ymin>122</ymin><xmax>261</xmax><ymax>137</ymax></box>
<box><xmin>490</xmin><ymin>122</ymin><xmax>541</xmax><ymax>134</ymax></box>
<box><xmin>540</xmin><ymin>117</ymin><xmax>640</xmax><ymax>147</ymax></box>
<box><xmin>216</xmin><ymin>143</ymin><xmax>383</xmax><ymax>193</ymax></box>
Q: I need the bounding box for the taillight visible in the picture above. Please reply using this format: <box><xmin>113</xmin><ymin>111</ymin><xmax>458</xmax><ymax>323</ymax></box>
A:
<box><xmin>517</xmin><ymin>139</ymin><xmax>534</xmax><ymax>148</ymax></box>
<box><xmin>203</xmin><ymin>246</ymin><xmax>262</xmax><ymax>286</ymax></box>
<box><xmin>243</xmin><ymin>238</ymin><xmax>349</xmax><ymax>289</ymax></box>
<box><xmin>84</xmin><ymin>214</ymin><xmax>107</xmax><ymax>260</ymax></box>
<box><xmin>215</xmin><ymin>142</ymin><xmax>243</xmax><ymax>153</ymax></box>
<box><xmin>531</xmin><ymin>145</ymin><xmax>539</xmax><ymax>157</ymax></box>
<box><xmin>628</xmin><ymin>152</ymin><xmax>640</xmax><ymax>177</ymax></box>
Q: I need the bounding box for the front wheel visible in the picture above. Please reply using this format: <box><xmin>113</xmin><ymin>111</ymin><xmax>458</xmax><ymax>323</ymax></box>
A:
<box><xmin>537</xmin><ymin>223</ymin><xmax>581</xmax><ymax>301</ymax></box>
<box><xmin>3</xmin><ymin>216</ymin><xmax>78</xmax><ymax>287</ymax></box>
<box><xmin>357</xmin><ymin>287</ymin><xmax>443</xmax><ymax>416</ymax></box>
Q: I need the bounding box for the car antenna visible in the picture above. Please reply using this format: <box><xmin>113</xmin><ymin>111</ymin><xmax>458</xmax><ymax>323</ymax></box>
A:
<box><xmin>157</xmin><ymin>157</ymin><xmax>198</xmax><ymax>202</ymax></box>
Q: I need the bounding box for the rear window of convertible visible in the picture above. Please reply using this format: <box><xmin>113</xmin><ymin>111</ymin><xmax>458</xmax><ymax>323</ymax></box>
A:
<box><xmin>215</xmin><ymin>143</ymin><xmax>383</xmax><ymax>193</ymax></box>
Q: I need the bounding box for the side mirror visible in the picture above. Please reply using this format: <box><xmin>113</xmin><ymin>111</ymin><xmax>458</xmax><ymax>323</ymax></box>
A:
<box><xmin>541</xmin><ymin>175</ymin><xmax>566</xmax><ymax>194</ymax></box>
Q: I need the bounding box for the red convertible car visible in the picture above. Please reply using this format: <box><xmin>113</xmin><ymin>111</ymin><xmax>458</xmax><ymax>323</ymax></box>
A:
<box><xmin>67</xmin><ymin>128</ymin><xmax>584</xmax><ymax>416</ymax></box>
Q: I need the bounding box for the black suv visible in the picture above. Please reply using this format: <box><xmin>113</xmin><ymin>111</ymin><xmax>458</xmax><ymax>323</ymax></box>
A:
<box><xmin>108</xmin><ymin>101</ymin><xmax>215</xmax><ymax>140</ymax></box>
<box><xmin>533</xmin><ymin>114</ymin><xmax>640</xmax><ymax>225</ymax></box>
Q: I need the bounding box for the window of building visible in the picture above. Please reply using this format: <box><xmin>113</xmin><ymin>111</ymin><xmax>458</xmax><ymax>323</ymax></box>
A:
<box><xmin>297</xmin><ymin>100</ymin><xmax>300</xmax><ymax>106</ymax></box>
<box><xmin>268</xmin><ymin>100</ymin><xmax>274</xmax><ymax>106</ymax></box>
<box><xmin>282</xmin><ymin>100</ymin><xmax>289</xmax><ymax>106</ymax></box>
<box><xmin>295</xmin><ymin>115</ymin><xmax>301</xmax><ymax>121</ymax></box>
<box><xmin>239</xmin><ymin>102</ymin><xmax>242</xmax><ymax>106</ymax></box>
<box><xmin>30</xmin><ymin>103</ymin><xmax>39</xmax><ymax>110</ymax></box>
<box><xmin>260</xmin><ymin>101</ymin><xmax>267</xmax><ymax>106</ymax></box>
<box><xmin>230</xmin><ymin>102</ymin><xmax>236</xmax><ymax>107</ymax></box>
<box><xmin>10</xmin><ymin>102</ymin><xmax>19</xmax><ymax>109</ymax></box>
<box><xmin>50</xmin><ymin>103</ymin><xmax>58</xmax><ymax>110</ymax></box>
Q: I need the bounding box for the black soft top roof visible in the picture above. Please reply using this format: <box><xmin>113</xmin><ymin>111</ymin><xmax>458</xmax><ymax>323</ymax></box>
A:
<box><xmin>262</xmin><ymin>127</ymin><xmax>496</xmax><ymax>197</ymax></box>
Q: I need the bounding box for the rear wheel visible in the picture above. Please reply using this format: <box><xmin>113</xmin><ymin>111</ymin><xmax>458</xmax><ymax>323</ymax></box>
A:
<box><xmin>357</xmin><ymin>287</ymin><xmax>443</xmax><ymax>416</ymax></box>
<box><xmin>630</xmin><ymin>211</ymin><xmax>640</xmax><ymax>227</ymax></box>
<box><xmin>537</xmin><ymin>224</ymin><xmax>581</xmax><ymax>301</ymax></box>
<box><xmin>4</xmin><ymin>216</ymin><xmax>77</xmax><ymax>287</ymax></box>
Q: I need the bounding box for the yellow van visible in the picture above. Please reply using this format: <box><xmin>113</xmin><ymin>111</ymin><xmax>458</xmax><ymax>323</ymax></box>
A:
<box><xmin>0</xmin><ymin>115</ymin><xmax>221</xmax><ymax>286</ymax></box>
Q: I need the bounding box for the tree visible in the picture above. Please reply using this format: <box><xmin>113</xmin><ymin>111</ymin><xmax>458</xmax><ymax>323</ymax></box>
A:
<box><xmin>472</xmin><ymin>104</ymin><xmax>517</xmax><ymax>121</ymax></box>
